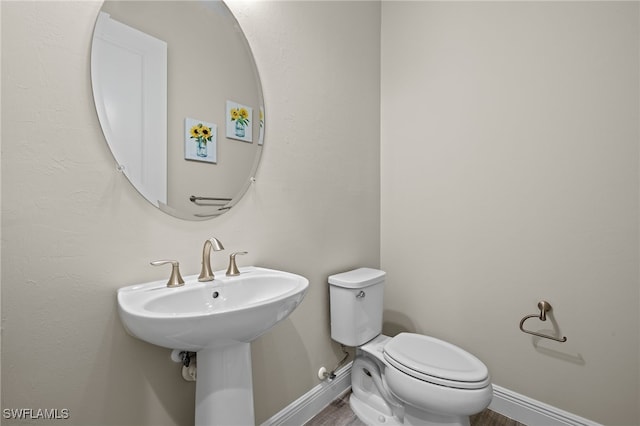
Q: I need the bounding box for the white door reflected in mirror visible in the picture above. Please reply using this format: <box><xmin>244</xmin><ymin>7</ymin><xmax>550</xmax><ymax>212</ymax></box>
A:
<box><xmin>92</xmin><ymin>12</ymin><xmax>168</xmax><ymax>207</ymax></box>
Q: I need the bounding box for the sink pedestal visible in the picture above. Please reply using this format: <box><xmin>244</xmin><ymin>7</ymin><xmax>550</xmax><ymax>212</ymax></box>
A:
<box><xmin>195</xmin><ymin>343</ymin><xmax>254</xmax><ymax>426</ymax></box>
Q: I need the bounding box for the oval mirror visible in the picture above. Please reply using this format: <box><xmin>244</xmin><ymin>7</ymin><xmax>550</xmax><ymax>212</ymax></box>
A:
<box><xmin>91</xmin><ymin>0</ymin><xmax>264</xmax><ymax>220</ymax></box>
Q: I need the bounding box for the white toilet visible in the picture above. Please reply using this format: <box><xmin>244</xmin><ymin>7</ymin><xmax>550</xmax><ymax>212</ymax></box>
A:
<box><xmin>329</xmin><ymin>268</ymin><xmax>493</xmax><ymax>426</ymax></box>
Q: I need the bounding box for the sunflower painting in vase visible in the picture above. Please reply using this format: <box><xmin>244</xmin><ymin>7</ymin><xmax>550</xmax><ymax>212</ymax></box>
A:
<box><xmin>185</xmin><ymin>118</ymin><xmax>217</xmax><ymax>163</ymax></box>
<box><xmin>226</xmin><ymin>100</ymin><xmax>253</xmax><ymax>143</ymax></box>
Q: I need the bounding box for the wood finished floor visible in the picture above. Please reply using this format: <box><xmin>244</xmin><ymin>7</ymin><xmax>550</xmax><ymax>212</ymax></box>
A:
<box><xmin>304</xmin><ymin>391</ymin><xmax>526</xmax><ymax>426</ymax></box>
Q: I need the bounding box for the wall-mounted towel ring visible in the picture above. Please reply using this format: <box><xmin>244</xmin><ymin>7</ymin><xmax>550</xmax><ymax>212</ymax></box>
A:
<box><xmin>519</xmin><ymin>301</ymin><xmax>567</xmax><ymax>343</ymax></box>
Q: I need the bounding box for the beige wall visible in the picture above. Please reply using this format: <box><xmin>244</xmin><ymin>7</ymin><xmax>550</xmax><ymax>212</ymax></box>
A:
<box><xmin>0</xmin><ymin>0</ymin><xmax>3</xmax><ymax>414</ymax></box>
<box><xmin>1</xmin><ymin>1</ymin><xmax>380</xmax><ymax>425</ymax></box>
<box><xmin>381</xmin><ymin>2</ymin><xmax>639</xmax><ymax>425</ymax></box>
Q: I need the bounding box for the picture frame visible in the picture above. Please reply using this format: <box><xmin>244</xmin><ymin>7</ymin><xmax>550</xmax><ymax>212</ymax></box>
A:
<box><xmin>258</xmin><ymin>106</ymin><xmax>265</xmax><ymax>146</ymax></box>
<box><xmin>185</xmin><ymin>117</ymin><xmax>217</xmax><ymax>163</ymax></box>
<box><xmin>226</xmin><ymin>100</ymin><xmax>253</xmax><ymax>143</ymax></box>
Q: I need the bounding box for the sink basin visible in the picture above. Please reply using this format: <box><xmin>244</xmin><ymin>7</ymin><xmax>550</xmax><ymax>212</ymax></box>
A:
<box><xmin>118</xmin><ymin>266</ymin><xmax>309</xmax><ymax>426</ymax></box>
<box><xmin>117</xmin><ymin>265</ymin><xmax>309</xmax><ymax>425</ymax></box>
<box><xmin>117</xmin><ymin>266</ymin><xmax>309</xmax><ymax>351</ymax></box>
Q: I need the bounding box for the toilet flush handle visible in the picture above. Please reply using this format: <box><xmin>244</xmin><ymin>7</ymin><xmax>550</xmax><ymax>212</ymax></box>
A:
<box><xmin>356</xmin><ymin>291</ymin><xmax>366</xmax><ymax>298</ymax></box>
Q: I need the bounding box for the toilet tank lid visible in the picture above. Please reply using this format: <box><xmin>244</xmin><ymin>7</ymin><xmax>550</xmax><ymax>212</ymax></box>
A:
<box><xmin>329</xmin><ymin>268</ymin><xmax>385</xmax><ymax>288</ymax></box>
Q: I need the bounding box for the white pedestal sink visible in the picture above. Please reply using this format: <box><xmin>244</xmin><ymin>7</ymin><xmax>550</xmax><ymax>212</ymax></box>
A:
<box><xmin>117</xmin><ymin>266</ymin><xmax>309</xmax><ymax>425</ymax></box>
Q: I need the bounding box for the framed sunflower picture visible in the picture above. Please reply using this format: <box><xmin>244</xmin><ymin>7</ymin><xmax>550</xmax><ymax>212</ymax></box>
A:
<box><xmin>185</xmin><ymin>117</ymin><xmax>217</xmax><ymax>164</ymax></box>
<box><xmin>258</xmin><ymin>106</ymin><xmax>265</xmax><ymax>146</ymax></box>
<box><xmin>226</xmin><ymin>100</ymin><xmax>253</xmax><ymax>143</ymax></box>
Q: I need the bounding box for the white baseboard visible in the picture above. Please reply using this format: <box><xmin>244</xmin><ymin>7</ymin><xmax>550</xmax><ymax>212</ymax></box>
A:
<box><xmin>490</xmin><ymin>385</ymin><xmax>602</xmax><ymax>426</ymax></box>
<box><xmin>262</xmin><ymin>364</ymin><xmax>601</xmax><ymax>426</ymax></box>
<box><xmin>261</xmin><ymin>362</ymin><xmax>352</xmax><ymax>426</ymax></box>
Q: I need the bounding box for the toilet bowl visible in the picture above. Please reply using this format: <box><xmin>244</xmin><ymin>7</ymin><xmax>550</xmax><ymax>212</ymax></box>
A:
<box><xmin>329</xmin><ymin>268</ymin><xmax>493</xmax><ymax>426</ymax></box>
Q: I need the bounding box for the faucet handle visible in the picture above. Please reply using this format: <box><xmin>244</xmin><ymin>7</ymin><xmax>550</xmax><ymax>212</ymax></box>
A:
<box><xmin>151</xmin><ymin>260</ymin><xmax>185</xmax><ymax>288</ymax></box>
<box><xmin>226</xmin><ymin>252</ymin><xmax>248</xmax><ymax>276</ymax></box>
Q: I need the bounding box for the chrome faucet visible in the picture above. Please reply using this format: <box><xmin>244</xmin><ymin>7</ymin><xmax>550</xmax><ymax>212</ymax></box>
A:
<box><xmin>198</xmin><ymin>237</ymin><xmax>225</xmax><ymax>282</ymax></box>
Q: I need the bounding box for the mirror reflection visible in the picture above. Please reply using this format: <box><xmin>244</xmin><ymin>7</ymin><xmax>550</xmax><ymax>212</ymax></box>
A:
<box><xmin>91</xmin><ymin>0</ymin><xmax>264</xmax><ymax>220</ymax></box>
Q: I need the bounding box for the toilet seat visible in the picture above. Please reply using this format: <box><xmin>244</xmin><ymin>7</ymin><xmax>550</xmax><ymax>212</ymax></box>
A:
<box><xmin>383</xmin><ymin>333</ymin><xmax>490</xmax><ymax>390</ymax></box>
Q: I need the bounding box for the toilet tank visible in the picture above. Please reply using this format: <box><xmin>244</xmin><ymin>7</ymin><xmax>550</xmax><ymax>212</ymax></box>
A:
<box><xmin>328</xmin><ymin>268</ymin><xmax>385</xmax><ymax>346</ymax></box>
